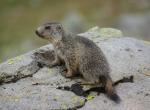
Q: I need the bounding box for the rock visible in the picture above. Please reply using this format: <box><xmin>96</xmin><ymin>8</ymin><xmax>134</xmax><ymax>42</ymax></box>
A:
<box><xmin>0</xmin><ymin>75</ymin><xmax>85</xmax><ymax>110</ymax></box>
<box><xmin>79</xmin><ymin>27</ymin><xmax>123</xmax><ymax>39</ymax></box>
<box><xmin>0</xmin><ymin>27</ymin><xmax>150</xmax><ymax>110</ymax></box>
<box><xmin>0</xmin><ymin>53</ymin><xmax>39</xmax><ymax>84</ymax></box>
<box><xmin>79</xmin><ymin>75</ymin><xmax>150</xmax><ymax>110</ymax></box>
<box><xmin>98</xmin><ymin>37</ymin><xmax>150</xmax><ymax>82</ymax></box>
<box><xmin>0</xmin><ymin>45</ymin><xmax>53</xmax><ymax>84</ymax></box>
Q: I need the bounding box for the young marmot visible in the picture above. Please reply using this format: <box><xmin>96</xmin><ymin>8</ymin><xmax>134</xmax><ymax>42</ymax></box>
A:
<box><xmin>35</xmin><ymin>22</ymin><xmax>121</xmax><ymax>103</ymax></box>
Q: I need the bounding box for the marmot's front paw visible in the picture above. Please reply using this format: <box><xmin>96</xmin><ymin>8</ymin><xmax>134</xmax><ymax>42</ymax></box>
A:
<box><xmin>64</xmin><ymin>71</ymin><xmax>74</xmax><ymax>78</ymax></box>
<box><xmin>33</xmin><ymin>50</ymin><xmax>56</xmax><ymax>68</ymax></box>
<box><xmin>34</xmin><ymin>49</ymin><xmax>55</xmax><ymax>61</ymax></box>
<box><xmin>60</xmin><ymin>71</ymin><xmax>71</xmax><ymax>78</ymax></box>
<box><xmin>33</xmin><ymin>51</ymin><xmax>45</xmax><ymax>60</ymax></box>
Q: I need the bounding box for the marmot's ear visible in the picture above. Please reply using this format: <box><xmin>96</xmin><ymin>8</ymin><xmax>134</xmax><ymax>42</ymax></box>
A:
<box><xmin>57</xmin><ymin>24</ymin><xmax>63</xmax><ymax>30</ymax></box>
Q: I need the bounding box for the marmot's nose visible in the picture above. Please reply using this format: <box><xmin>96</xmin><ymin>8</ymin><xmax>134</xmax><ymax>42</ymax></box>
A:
<box><xmin>35</xmin><ymin>30</ymin><xmax>43</xmax><ymax>38</ymax></box>
<box><xmin>35</xmin><ymin>30</ymin><xmax>39</xmax><ymax>36</ymax></box>
<box><xmin>35</xmin><ymin>30</ymin><xmax>42</xmax><ymax>37</ymax></box>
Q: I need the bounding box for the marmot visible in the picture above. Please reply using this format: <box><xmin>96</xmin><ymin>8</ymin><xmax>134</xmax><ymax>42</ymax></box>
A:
<box><xmin>35</xmin><ymin>22</ymin><xmax>121</xmax><ymax>103</ymax></box>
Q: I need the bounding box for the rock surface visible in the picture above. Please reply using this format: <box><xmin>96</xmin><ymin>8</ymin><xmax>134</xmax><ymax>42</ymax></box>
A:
<box><xmin>0</xmin><ymin>27</ymin><xmax>150</xmax><ymax>110</ymax></box>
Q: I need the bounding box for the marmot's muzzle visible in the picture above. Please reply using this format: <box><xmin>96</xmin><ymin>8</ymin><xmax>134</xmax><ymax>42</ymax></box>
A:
<box><xmin>35</xmin><ymin>30</ymin><xmax>44</xmax><ymax>38</ymax></box>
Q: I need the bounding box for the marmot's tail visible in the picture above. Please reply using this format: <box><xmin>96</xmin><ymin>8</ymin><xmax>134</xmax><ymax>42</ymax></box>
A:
<box><xmin>105</xmin><ymin>77</ymin><xmax>121</xmax><ymax>103</ymax></box>
<box><xmin>100</xmin><ymin>76</ymin><xmax>121</xmax><ymax>103</ymax></box>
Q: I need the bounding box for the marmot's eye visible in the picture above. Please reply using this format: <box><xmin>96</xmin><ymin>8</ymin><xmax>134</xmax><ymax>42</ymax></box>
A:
<box><xmin>57</xmin><ymin>26</ymin><xmax>61</xmax><ymax>30</ymax></box>
<box><xmin>45</xmin><ymin>26</ymin><xmax>51</xmax><ymax>30</ymax></box>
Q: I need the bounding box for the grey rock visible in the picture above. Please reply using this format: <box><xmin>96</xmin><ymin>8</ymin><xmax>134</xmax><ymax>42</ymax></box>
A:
<box><xmin>0</xmin><ymin>76</ymin><xmax>85</xmax><ymax>110</ymax></box>
<box><xmin>0</xmin><ymin>52</ymin><xmax>39</xmax><ymax>84</ymax></box>
<box><xmin>79</xmin><ymin>75</ymin><xmax>150</xmax><ymax>110</ymax></box>
<box><xmin>0</xmin><ymin>27</ymin><xmax>150</xmax><ymax>110</ymax></box>
<box><xmin>98</xmin><ymin>37</ymin><xmax>150</xmax><ymax>82</ymax></box>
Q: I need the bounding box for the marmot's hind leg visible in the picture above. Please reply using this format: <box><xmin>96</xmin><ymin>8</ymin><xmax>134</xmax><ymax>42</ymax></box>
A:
<box><xmin>77</xmin><ymin>79</ymin><xmax>99</xmax><ymax>86</ymax></box>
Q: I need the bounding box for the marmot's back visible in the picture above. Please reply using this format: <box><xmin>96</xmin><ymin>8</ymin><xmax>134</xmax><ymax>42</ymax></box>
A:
<box><xmin>74</xmin><ymin>36</ymin><xmax>110</xmax><ymax>80</ymax></box>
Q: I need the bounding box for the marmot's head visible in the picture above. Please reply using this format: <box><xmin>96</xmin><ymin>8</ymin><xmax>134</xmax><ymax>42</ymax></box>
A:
<box><xmin>35</xmin><ymin>22</ymin><xmax>64</xmax><ymax>43</ymax></box>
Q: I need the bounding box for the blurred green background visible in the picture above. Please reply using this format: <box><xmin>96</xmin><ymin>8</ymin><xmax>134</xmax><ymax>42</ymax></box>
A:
<box><xmin>0</xmin><ymin>0</ymin><xmax>150</xmax><ymax>62</ymax></box>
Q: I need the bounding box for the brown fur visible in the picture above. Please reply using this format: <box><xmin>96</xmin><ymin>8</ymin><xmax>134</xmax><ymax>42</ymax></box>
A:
<box><xmin>35</xmin><ymin>22</ymin><xmax>121</xmax><ymax>103</ymax></box>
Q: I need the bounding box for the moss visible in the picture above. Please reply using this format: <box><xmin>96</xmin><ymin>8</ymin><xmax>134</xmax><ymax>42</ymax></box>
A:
<box><xmin>99</xmin><ymin>28</ymin><xmax>123</xmax><ymax>38</ymax></box>
<box><xmin>72</xmin><ymin>96</ymin><xmax>78</xmax><ymax>102</ymax></box>
<box><xmin>53</xmin><ymin>96</ymin><xmax>59</xmax><ymax>101</ymax></box>
<box><xmin>61</xmin><ymin>103</ymin><xmax>67</xmax><ymax>109</ymax></box>
<box><xmin>16</xmin><ymin>55</ymin><xmax>23</xmax><ymax>61</ymax></box>
<box><xmin>7</xmin><ymin>58</ymin><xmax>14</xmax><ymax>65</ymax></box>
<box><xmin>143</xmin><ymin>40</ymin><xmax>150</xmax><ymax>45</ymax></box>
<box><xmin>86</xmin><ymin>94</ymin><xmax>95</xmax><ymax>101</ymax></box>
